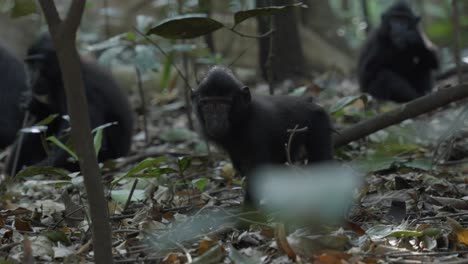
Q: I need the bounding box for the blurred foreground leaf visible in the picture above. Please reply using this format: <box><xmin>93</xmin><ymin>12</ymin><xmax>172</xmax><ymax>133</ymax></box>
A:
<box><xmin>252</xmin><ymin>162</ymin><xmax>361</xmax><ymax>222</ymax></box>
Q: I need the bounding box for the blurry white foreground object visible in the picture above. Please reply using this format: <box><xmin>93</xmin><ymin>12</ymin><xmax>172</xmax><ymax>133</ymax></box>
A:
<box><xmin>251</xmin><ymin>162</ymin><xmax>362</xmax><ymax>223</ymax></box>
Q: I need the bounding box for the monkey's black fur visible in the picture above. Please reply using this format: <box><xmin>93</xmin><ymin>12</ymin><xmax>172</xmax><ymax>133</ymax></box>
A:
<box><xmin>358</xmin><ymin>1</ymin><xmax>439</xmax><ymax>103</ymax></box>
<box><xmin>7</xmin><ymin>34</ymin><xmax>134</xmax><ymax>174</ymax></box>
<box><xmin>0</xmin><ymin>43</ymin><xmax>29</xmax><ymax>148</ymax></box>
<box><xmin>193</xmin><ymin>66</ymin><xmax>333</xmax><ymax>205</ymax></box>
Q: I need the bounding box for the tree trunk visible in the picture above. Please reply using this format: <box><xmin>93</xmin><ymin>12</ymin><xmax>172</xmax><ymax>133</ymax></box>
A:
<box><xmin>256</xmin><ymin>0</ymin><xmax>306</xmax><ymax>83</ymax></box>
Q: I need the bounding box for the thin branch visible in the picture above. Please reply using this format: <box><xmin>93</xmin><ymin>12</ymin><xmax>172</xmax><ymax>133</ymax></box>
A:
<box><xmin>123</xmin><ymin>179</ymin><xmax>138</xmax><ymax>212</ymax></box>
<box><xmin>334</xmin><ymin>84</ymin><xmax>468</xmax><ymax>147</ymax></box>
<box><xmin>228</xmin><ymin>28</ymin><xmax>274</xmax><ymax>39</ymax></box>
<box><xmin>285</xmin><ymin>125</ymin><xmax>309</xmax><ymax>165</ymax></box>
<box><xmin>285</xmin><ymin>125</ymin><xmax>302</xmax><ymax>164</ymax></box>
<box><xmin>228</xmin><ymin>43</ymin><xmax>254</xmax><ymax>68</ymax></box>
<box><xmin>133</xmin><ymin>27</ymin><xmax>192</xmax><ymax>92</ymax></box>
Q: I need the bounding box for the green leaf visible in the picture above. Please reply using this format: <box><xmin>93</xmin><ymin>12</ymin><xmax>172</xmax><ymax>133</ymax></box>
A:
<box><xmin>366</xmin><ymin>224</ymin><xmax>423</xmax><ymax>240</ymax></box>
<box><xmin>125</xmin><ymin>31</ymin><xmax>137</xmax><ymax>42</ymax></box>
<box><xmin>15</xmin><ymin>166</ymin><xmax>70</xmax><ymax>178</ymax></box>
<box><xmin>386</xmin><ymin>230</ymin><xmax>424</xmax><ymax>238</ymax></box>
<box><xmin>192</xmin><ymin>178</ymin><xmax>208</xmax><ymax>192</ymax></box>
<box><xmin>125</xmin><ymin>167</ymin><xmax>178</xmax><ymax>179</ymax></box>
<box><xmin>91</xmin><ymin>122</ymin><xmax>117</xmax><ymax>133</ymax></box>
<box><xmin>47</xmin><ymin>136</ymin><xmax>78</xmax><ymax>161</ymax></box>
<box><xmin>234</xmin><ymin>3</ymin><xmax>307</xmax><ymax>25</ymax></box>
<box><xmin>422</xmin><ymin>227</ymin><xmax>441</xmax><ymax>237</ymax></box>
<box><xmin>177</xmin><ymin>157</ymin><xmax>191</xmax><ymax>172</ymax></box>
<box><xmin>351</xmin><ymin>158</ymin><xmax>400</xmax><ymax>173</ymax></box>
<box><xmin>92</xmin><ymin>122</ymin><xmax>116</xmax><ymax>156</ymax></box>
<box><xmin>329</xmin><ymin>95</ymin><xmax>366</xmax><ymax>114</ymax></box>
<box><xmin>36</xmin><ymin>114</ymin><xmax>60</xmax><ymax>126</ymax></box>
<box><xmin>41</xmin><ymin>230</ymin><xmax>71</xmax><ymax>246</ymax></box>
<box><xmin>112</xmin><ymin>157</ymin><xmax>167</xmax><ymax>185</ymax></box>
<box><xmin>93</xmin><ymin>128</ymin><xmax>103</xmax><ymax>157</ymax></box>
<box><xmin>147</xmin><ymin>14</ymin><xmax>225</xmax><ymax>39</ymax></box>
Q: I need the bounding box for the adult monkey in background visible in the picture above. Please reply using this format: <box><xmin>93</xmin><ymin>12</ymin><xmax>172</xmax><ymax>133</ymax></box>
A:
<box><xmin>7</xmin><ymin>34</ymin><xmax>134</xmax><ymax>174</ymax></box>
<box><xmin>358</xmin><ymin>1</ymin><xmax>439</xmax><ymax>103</ymax></box>
<box><xmin>192</xmin><ymin>66</ymin><xmax>333</xmax><ymax>206</ymax></box>
<box><xmin>0</xmin><ymin>43</ymin><xmax>29</xmax><ymax>149</ymax></box>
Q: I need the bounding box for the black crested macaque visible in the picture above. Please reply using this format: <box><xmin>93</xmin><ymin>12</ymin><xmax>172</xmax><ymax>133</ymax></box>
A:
<box><xmin>358</xmin><ymin>1</ymin><xmax>439</xmax><ymax>103</ymax></box>
<box><xmin>192</xmin><ymin>66</ymin><xmax>333</xmax><ymax>205</ymax></box>
<box><xmin>0</xmin><ymin>43</ymin><xmax>29</xmax><ymax>148</ymax></box>
<box><xmin>7</xmin><ymin>34</ymin><xmax>134</xmax><ymax>174</ymax></box>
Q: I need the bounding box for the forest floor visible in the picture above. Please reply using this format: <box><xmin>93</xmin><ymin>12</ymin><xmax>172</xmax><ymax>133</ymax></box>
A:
<box><xmin>1</xmin><ymin>72</ymin><xmax>468</xmax><ymax>263</ymax></box>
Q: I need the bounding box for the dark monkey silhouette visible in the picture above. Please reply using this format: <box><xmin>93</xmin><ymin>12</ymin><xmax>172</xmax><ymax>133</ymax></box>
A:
<box><xmin>0</xmin><ymin>43</ymin><xmax>29</xmax><ymax>148</ymax></box>
<box><xmin>358</xmin><ymin>1</ymin><xmax>439</xmax><ymax>103</ymax></box>
<box><xmin>7</xmin><ymin>34</ymin><xmax>134</xmax><ymax>174</ymax></box>
<box><xmin>192</xmin><ymin>66</ymin><xmax>333</xmax><ymax>205</ymax></box>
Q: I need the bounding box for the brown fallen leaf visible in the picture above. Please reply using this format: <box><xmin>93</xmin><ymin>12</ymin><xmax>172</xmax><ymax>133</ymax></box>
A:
<box><xmin>447</xmin><ymin>217</ymin><xmax>468</xmax><ymax>246</ymax></box>
<box><xmin>197</xmin><ymin>237</ymin><xmax>216</xmax><ymax>256</ymax></box>
<box><xmin>192</xmin><ymin>244</ymin><xmax>225</xmax><ymax>264</ymax></box>
<box><xmin>14</xmin><ymin>218</ymin><xmax>33</xmax><ymax>232</ymax></box>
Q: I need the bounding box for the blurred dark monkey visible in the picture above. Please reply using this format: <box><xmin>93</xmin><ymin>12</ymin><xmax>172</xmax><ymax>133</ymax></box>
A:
<box><xmin>7</xmin><ymin>34</ymin><xmax>134</xmax><ymax>174</ymax></box>
<box><xmin>0</xmin><ymin>43</ymin><xmax>29</xmax><ymax>148</ymax></box>
<box><xmin>358</xmin><ymin>1</ymin><xmax>439</xmax><ymax>103</ymax></box>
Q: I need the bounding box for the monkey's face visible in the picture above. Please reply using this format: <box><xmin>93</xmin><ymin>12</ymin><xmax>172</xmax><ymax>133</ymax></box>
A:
<box><xmin>25</xmin><ymin>55</ymin><xmax>54</xmax><ymax>111</ymax></box>
<box><xmin>24</xmin><ymin>49</ymin><xmax>63</xmax><ymax>116</ymax></box>
<box><xmin>196</xmin><ymin>96</ymin><xmax>232</xmax><ymax>140</ymax></box>
<box><xmin>383</xmin><ymin>13</ymin><xmax>421</xmax><ymax>50</ymax></box>
<box><xmin>193</xmin><ymin>67</ymin><xmax>252</xmax><ymax>141</ymax></box>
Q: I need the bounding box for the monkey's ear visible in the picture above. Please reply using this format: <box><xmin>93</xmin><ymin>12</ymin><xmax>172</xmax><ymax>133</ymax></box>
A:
<box><xmin>241</xmin><ymin>86</ymin><xmax>251</xmax><ymax>102</ymax></box>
